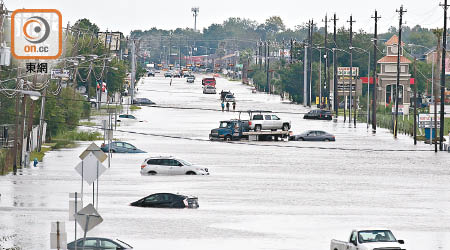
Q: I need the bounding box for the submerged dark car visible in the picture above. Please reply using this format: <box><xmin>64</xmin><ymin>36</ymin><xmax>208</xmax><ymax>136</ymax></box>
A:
<box><xmin>290</xmin><ymin>130</ymin><xmax>335</xmax><ymax>141</ymax></box>
<box><xmin>133</xmin><ymin>98</ymin><xmax>155</xmax><ymax>105</ymax></box>
<box><xmin>101</xmin><ymin>141</ymin><xmax>146</xmax><ymax>153</ymax></box>
<box><xmin>303</xmin><ymin>109</ymin><xmax>333</xmax><ymax>120</ymax></box>
<box><xmin>67</xmin><ymin>237</ymin><xmax>133</xmax><ymax>249</ymax></box>
<box><xmin>130</xmin><ymin>193</ymin><xmax>199</xmax><ymax>208</ymax></box>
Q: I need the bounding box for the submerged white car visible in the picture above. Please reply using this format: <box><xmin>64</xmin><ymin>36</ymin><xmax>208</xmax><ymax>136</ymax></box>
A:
<box><xmin>140</xmin><ymin>156</ymin><xmax>209</xmax><ymax>175</ymax></box>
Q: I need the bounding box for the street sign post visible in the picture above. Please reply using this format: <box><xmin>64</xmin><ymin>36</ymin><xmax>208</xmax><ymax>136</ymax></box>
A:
<box><xmin>74</xmin><ymin>204</ymin><xmax>103</xmax><ymax>249</ymax></box>
<box><xmin>50</xmin><ymin>221</ymin><xmax>67</xmax><ymax>249</ymax></box>
<box><xmin>75</xmin><ymin>153</ymin><xmax>107</xmax><ymax>185</ymax></box>
<box><xmin>79</xmin><ymin>143</ymin><xmax>107</xmax><ymax>163</ymax></box>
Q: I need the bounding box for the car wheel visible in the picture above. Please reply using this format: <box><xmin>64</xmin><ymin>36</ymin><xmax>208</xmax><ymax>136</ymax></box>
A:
<box><xmin>282</xmin><ymin>124</ymin><xmax>289</xmax><ymax>131</ymax></box>
<box><xmin>148</xmin><ymin>171</ymin><xmax>157</xmax><ymax>175</ymax></box>
<box><xmin>255</xmin><ymin>125</ymin><xmax>262</xmax><ymax>132</ymax></box>
<box><xmin>186</xmin><ymin>171</ymin><xmax>196</xmax><ymax>175</ymax></box>
<box><xmin>298</xmin><ymin>138</ymin><xmax>304</xmax><ymax>141</ymax></box>
<box><xmin>110</xmin><ymin>149</ymin><xmax>116</xmax><ymax>153</ymax></box>
<box><xmin>324</xmin><ymin>138</ymin><xmax>330</xmax><ymax>142</ymax></box>
<box><xmin>225</xmin><ymin>135</ymin><xmax>232</xmax><ymax>141</ymax></box>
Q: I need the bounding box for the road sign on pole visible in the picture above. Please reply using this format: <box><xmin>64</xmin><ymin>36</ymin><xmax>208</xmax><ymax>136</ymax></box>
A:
<box><xmin>74</xmin><ymin>204</ymin><xmax>103</xmax><ymax>232</ymax></box>
<box><xmin>50</xmin><ymin>221</ymin><xmax>67</xmax><ymax>249</ymax></box>
<box><xmin>79</xmin><ymin>143</ymin><xmax>107</xmax><ymax>163</ymax></box>
<box><xmin>75</xmin><ymin>152</ymin><xmax>107</xmax><ymax>185</ymax></box>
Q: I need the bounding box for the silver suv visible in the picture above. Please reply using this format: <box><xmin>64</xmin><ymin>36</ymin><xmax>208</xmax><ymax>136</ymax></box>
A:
<box><xmin>248</xmin><ymin>113</ymin><xmax>291</xmax><ymax>132</ymax></box>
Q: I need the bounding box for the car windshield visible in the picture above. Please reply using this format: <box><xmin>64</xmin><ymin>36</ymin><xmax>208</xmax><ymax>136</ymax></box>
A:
<box><xmin>220</xmin><ymin>122</ymin><xmax>230</xmax><ymax>128</ymax></box>
<box><xmin>177</xmin><ymin>159</ymin><xmax>192</xmax><ymax>166</ymax></box>
<box><xmin>358</xmin><ymin>230</ymin><xmax>397</xmax><ymax>243</ymax></box>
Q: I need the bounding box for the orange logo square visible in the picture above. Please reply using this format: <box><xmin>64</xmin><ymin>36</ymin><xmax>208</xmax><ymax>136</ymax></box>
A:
<box><xmin>11</xmin><ymin>9</ymin><xmax>62</xmax><ymax>60</ymax></box>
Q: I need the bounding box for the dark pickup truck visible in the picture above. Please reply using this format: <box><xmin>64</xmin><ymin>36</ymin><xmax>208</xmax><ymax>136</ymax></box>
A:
<box><xmin>209</xmin><ymin>119</ymin><xmax>250</xmax><ymax>141</ymax></box>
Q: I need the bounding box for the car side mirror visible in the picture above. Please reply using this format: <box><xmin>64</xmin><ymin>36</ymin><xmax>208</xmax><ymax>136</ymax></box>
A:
<box><xmin>398</xmin><ymin>240</ymin><xmax>404</xmax><ymax>244</ymax></box>
<box><xmin>178</xmin><ymin>163</ymin><xmax>183</xmax><ymax>167</ymax></box>
<box><xmin>351</xmin><ymin>241</ymin><xmax>357</xmax><ymax>246</ymax></box>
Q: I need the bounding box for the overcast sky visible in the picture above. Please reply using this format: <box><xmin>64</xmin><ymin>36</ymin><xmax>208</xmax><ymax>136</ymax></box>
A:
<box><xmin>6</xmin><ymin>0</ymin><xmax>444</xmax><ymax>35</ymax></box>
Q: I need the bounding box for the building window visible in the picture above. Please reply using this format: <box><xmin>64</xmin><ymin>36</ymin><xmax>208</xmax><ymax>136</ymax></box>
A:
<box><xmin>385</xmin><ymin>65</ymin><xmax>396</xmax><ymax>73</ymax></box>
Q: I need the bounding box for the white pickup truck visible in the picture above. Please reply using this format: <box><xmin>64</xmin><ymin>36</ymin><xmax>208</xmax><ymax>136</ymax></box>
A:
<box><xmin>330</xmin><ymin>229</ymin><xmax>406</xmax><ymax>250</ymax></box>
<box><xmin>248</xmin><ymin>113</ymin><xmax>291</xmax><ymax>132</ymax></box>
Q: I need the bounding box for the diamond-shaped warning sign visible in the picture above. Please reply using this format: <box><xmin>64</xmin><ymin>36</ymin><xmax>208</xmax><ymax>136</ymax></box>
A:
<box><xmin>79</xmin><ymin>143</ymin><xmax>107</xmax><ymax>163</ymax></box>
<box><xmin>75</xmin><ymin>152</ymin><xmax>107</xmax><ymax>185</ymax></box>
<box><xmin>74</xmin><ymin>204</ymin><xmax>103</xmax><ymax>232</ymax></box>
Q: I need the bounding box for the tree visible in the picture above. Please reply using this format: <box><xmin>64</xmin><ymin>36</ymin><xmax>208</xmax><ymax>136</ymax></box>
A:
<box><xmin>264</xmin><ymin>16</ymin><xmax>286</xmax><ymax>34</ymax></box>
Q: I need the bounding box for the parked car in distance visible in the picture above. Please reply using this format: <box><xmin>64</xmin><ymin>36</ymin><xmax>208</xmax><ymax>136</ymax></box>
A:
<box><xmin>248</xmin><ymin>113</ymin><xmax>291</xmax><ymax>132</ymax></box>
<box><xmin>101</xmin><ymin>141</ymin><xmax>146</xmax><ymax>153</ymax></box>
<box><xmin>164</xmin><ymin>72</ymin><xmax>172</xmax><ymax>78</ymax></box>
<box><xmin>290</xmin><ymin>130</ymin><xmax>335</xmax><ymax>141</ymax></box>
<box><xmin>186</xmin><ymin>76</ymin><xmax>195</xmax><ymax>83</ymax></box>
<box><xmin>147</xmin><ymin>71</ymin><xmax>155</xmax><ymax>77</ymax></box>
<box><xmin>133</xmin><ymin>98</ymin><xmax>155</xmax><ymax>105</ymax></box>
<box><xmin>173</xmin><ymin>71</ymin><xmax>181</xmax><ymax>78</ymax></box>
<box><xmin>304</xmin><ymin>109</ymin><xmax>333</xmax><ymax>120</ymax></box>
<box><xmin>140</xmin><ymin>156</ymin><xmax>209</xmax><ymax>175</ymax></box>
<box><xmin>130</xmin><ymin>193</ymin><xmax>199</xmax><ymax>208</ymax></box>
<box><xmin>330</xmin><ymin>229</ymin><xmax>405</xmax><ymax>250</ymax></box>
<box><xmin>224</xmin><ymin>94</ymin><xmax>235</xmax><ymax>102</ymax></box>
<box><xmin>203</xmin><ymin>85</ymin><xmax>217</xmax><ymax>94</ymax></box>
<box><xmin>67</xmin><ymin>237</ymin><xmax>133</xmax><ymax>250</ymax></box>
<box><xmin>117</xmin><ymin>114</ymin><xmax>136</xmax><ymax>121</ymax></box>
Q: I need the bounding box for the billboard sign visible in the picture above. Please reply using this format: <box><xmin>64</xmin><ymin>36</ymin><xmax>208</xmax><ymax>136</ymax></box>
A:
<box><xmin>337</xmin><ymin>67</ymin><xmax>359</xmax><ymax>77</ymax></box>
<box><xmin>98</xmin><ymin>32</ymin><xmax>122</xmax><ymax>51</ymax></box>
<box><xmin>279</xmin><ymin>49</ymin><xmax>290</xmax><ymax>58</ymax></box>
<box><xmin>50</xmin><ymin>69</ymin><xmax>70</xmax><ymax>79</ymax></box>
<box><xmin>418</xmin><ymin>113</ymin><xmax>441</xmax><ymax>128</ymax></box>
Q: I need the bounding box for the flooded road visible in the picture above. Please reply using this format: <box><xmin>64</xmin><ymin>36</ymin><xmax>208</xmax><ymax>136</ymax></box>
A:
<box><xmin>1</xmin><ymin>75</ymin><xmax>450</xmax><ymax>250</ymax></box>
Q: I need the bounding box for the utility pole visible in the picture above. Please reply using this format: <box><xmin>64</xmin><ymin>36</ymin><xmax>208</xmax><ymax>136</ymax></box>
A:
<box><xmin>304</xmin><ymin>42</ymin><xmax>308</xmax><ymax>106</ymax></box>
<box><xmin>12</xmin><ymin>69</ymin><xmax>21</xmax><ymax>173</ymax></box>
<box><xmin>371</xmin><ymin>10</ymin><xmax>380</xmax><ymax>132</ymax></box>
<box><xmin>414</xmin><ymin>57</ymin><xmax>417</xmax><ymax>145</ymax></box>
<box><xmin>266</xmin><ymin>41</ymin><xmax>271</xmax><ymax>93</ymax></box>
<box><xmin>348</xmin><ymin>15</ymin><xmax>356</xmax><ymax>125</ymax></box>
<box><xmin>394</xmin><ymin>5</ymin><xmax>406</xmax><ymax>138</ymax></box>
<box><xmin>308</xmin><ymin>19</ymin><xmax>314</xmax><ymax>107</ymax></box>
<box><xmin>332</xmin><ymin>14</ymin><xmax>338</xmax><ymax>117</ymax></box>
<box><xmin>323</xmin><ymin>14</ymin><xmax>329</xmax><ymax>109</ymax></box>
<box><xmin>37</xmin><ymin>85</ymin><xmax>47</xmax><ymax>152</ymax></box>
<box><xmin>264</xmin><ymin>41</ymin><xmax>267</xmax><ymax>74</ymax></box>
<box><xmin>191</xmin><ymin>7</ymin><xmax>199</xmax><ymax>31</ymax></box>
<box><xmin>440</xmin><ymin>0</ymin><xmax>449</xmax><ymax>150</ymax></box>
<box><xmin>131</xmin><ymin>40</ymin><xmax>136</xmax><ymax>103</ymax></box>
<box><xmin>18</xmin><ymin>90</ymin><xmax>27</xmax><ymax>168</ymax></box>
<box><xmin>290</xmin><ymin>39</ymin><xmax>293</xmax><ymax>64</ymax></box>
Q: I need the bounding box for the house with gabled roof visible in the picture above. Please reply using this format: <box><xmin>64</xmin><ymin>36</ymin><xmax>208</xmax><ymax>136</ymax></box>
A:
<box><xmin>376</xmin><ymin>35</ymin><xmax>412</xmax><ymax>114</ymax></box>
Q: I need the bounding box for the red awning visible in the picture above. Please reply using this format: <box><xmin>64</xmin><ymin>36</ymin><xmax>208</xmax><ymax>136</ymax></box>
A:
<box><xmin>360</xmin><ymin>77</ymin><xmax>378</xmax><ymax>84</ymax></box>
<box><xmin>361</xmin><ymin>77</ymin><xmax>415</xmax><ymax>85</ymax></box>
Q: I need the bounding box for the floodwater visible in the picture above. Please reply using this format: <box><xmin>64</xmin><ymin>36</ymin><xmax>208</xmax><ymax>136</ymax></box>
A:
<box><xmin>1</xmin><ymin>75</ymin><xmax>450</xmax><ymax>250</ymax></box>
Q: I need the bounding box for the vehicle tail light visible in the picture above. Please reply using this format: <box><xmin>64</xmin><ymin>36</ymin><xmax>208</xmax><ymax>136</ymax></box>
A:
<box><xmin>141</xmin><ymin>164</ymin><xmax>146</xmax><ymax>169</ymax></box>
<box><xmin>248</xmin><ymin>121</ymin><xmax>252</xmax><ymax>125</ymax></box>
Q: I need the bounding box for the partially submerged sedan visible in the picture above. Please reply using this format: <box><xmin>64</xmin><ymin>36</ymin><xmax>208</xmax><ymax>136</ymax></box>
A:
<box><xmin>101</xmin><ymin>142</ymin><xmax>146</xmax><ymax>153</ymax></box>
<box><xmin>290</xmin><ymin>130</ymin><xmax>335</xmax><ymax>141</ymax></box>
<box><xmin>130</xmin><ymin>193</ymin><xmax>199</xmax><ymax>208</ymax></box>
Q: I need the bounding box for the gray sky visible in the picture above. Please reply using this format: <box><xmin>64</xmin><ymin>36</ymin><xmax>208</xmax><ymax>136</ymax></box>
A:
<box><xmin>6</xmin><ymin>0</ymin><xmax>444</xmax><ymax>35</ymax></box>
